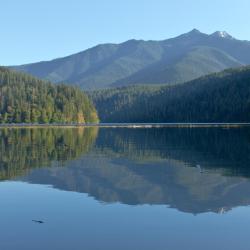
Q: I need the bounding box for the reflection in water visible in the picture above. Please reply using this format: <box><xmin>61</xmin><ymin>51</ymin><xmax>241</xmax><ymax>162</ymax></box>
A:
<box><xmin>95</xmin><ymin>128</ymin><xmax>250</xmax><ymax>176</ymax></box>
<box><xmin>1</xmin><ymin>127</ymin><xmax>250</xmax><ymax>214</ymax></box>
<box><xmin>0</xmin><ymin>127</ymin><xmax>98</xmax><ymax>180</ymax></box>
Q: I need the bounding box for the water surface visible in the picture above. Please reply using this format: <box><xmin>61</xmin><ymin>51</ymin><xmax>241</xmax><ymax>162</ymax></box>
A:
<box><xmin>0</xmin><ymin>127</ymin><xmax>250</xmax><ymax>250</ymax></box>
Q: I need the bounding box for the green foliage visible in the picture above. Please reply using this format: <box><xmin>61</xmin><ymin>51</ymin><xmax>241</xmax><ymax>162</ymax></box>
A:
<box><xmin>0</xmin><ymin>67</ymin><xmax>99</xmax><ymax>123</ymax></box>
<box><xmin>90</xmin><ymin>66</ymin><xmax>250</xmax><ymax>123</ymax></box>
<box><xmin>89</xmin><ymin>85</ymin><xmax>164</xmax><ymax>121</ymax></box>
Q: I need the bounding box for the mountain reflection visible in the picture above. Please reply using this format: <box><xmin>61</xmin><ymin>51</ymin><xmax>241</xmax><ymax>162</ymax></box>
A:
<box><xmin>1</xmin><ymin>127</ymin><xmax>250</xmax><ymax>214</ymax></box>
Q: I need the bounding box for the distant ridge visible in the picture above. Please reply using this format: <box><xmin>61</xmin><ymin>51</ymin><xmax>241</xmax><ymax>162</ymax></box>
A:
<box><xmin>11</xmin><ymin>29</ymin><xmax>250</xmax><ymax>90</ymax></box>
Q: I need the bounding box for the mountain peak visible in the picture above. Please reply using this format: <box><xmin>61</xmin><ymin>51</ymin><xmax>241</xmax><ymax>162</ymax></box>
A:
<box><xmin>211</xmin><ymin>31</ymin><xmax>234</xmax><ymax>39</ymax></box>
<box><xmin>179</xmin><ymin>29</ymin><xmax>207</xmax><ymax>38</ymax></box>
<box><xmin>189</xmin><ymin>28</ymin><xmax>202</xmax><ymax>34</ymax></box>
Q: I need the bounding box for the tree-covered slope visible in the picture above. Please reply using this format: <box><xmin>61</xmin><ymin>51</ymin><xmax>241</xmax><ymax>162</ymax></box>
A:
<box><xmin>114</xmin><ymin>46</ymin><xmax>242</xmax><ymax>86</ymax></box>
<box><xmin>0</xmin><ymin>67</ymin><xmax>98</xmax><ymax>123</ymax></box>
<box><xmin>11</xmin><ymin>29</ymin><xmax>250</xmax><ymax>90</ymax></box>
<box><xmin>90</xmin><ymin>66</ymin><xmax>250</xmax><ymax>123</ymax></box>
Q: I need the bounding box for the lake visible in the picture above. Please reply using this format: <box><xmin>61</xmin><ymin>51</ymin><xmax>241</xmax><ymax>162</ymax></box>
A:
<box><xmin>0</xmin><ymin>126</ymin><xmax>250</xmax><ymax>250</ymax></box>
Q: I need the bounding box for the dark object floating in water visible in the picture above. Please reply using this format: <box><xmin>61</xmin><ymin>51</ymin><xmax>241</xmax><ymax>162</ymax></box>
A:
<box><xmin>32</xmin><ymin>220</ymin><xmax>44</xmax><ymax>224</ymax></box>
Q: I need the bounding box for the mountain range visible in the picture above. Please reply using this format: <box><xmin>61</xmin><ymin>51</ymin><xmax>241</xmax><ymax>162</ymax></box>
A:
<box><xmin>11</xmin><ymin>29</ymin><xmax>250</xmax><ymax>90</ymax></box>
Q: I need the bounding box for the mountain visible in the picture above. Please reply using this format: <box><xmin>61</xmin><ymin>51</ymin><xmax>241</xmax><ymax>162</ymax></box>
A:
<box><xmin>0</xmin><ymin>67</ymin><xmax>98</xmax><ymax>123</ymax></box>
<box><xmin>89</xmin><ymin>66</ymin><xmax>250</xmax><ymax>122</ymax></box>
<box><xmin>11</xmin><ymin>29</ymin><xmax>250</xmax><ymax>90</ymax></box>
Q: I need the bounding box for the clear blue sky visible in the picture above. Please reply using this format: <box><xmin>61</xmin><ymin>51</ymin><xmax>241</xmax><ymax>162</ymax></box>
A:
<box><xmin>2</xmin><ymin>0</ymin><xmax>250</xmax><ymax>65</ymax></box>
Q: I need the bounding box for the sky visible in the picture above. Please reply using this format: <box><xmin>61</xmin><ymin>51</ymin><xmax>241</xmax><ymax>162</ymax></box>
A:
<box><xmin>1</xmin><ymin>0</ymin><xmax>250</xmax><ymax>65</ymax></box>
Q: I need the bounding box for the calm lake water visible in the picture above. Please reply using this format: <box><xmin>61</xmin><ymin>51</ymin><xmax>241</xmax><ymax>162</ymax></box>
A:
<box><xmin>1</xmin><ymin>127</ymin><xmax>250</xmax><ymax>250</ymax></box>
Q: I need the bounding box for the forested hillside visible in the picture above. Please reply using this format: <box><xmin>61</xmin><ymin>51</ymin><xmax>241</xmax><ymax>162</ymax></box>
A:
<box><xmin>0</xmin><ymin>67</ymin><xmax>98</xmax><ymax>123</ymax></box>
<box><xmin>90</xmin><ymin>66</ymin><xmax>250</xmax><ymax>123</ymax></box>
<box><xmin>12</xmin><ymin>29</ymin><xmax>250</xmax><ymax>90</ymax></box>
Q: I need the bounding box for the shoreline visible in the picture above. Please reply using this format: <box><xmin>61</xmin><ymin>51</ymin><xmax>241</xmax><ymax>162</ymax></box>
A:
<box><xmin>0</xmin><ymin>123</ymin><xmax>250</xmax><ymax>128</ymax></box>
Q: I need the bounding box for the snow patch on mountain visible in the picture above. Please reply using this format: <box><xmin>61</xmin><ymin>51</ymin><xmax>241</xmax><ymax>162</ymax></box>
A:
<box><xmin>211</xmin><ymin>31</ymin><xmax>234</xmax><ymax>39</ymax></box>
